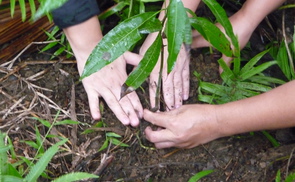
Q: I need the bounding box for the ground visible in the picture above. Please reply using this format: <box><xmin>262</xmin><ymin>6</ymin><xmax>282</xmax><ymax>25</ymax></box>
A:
<box><xmin>0</xmin><ymin>1</ymin><xmax>295</xmax><ymax>182</ymax></box>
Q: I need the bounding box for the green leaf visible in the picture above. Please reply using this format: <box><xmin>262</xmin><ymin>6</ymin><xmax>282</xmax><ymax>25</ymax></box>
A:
<box><xmin>275</xmin><ymin>170</ymin><xmax>281</xmax><ymax>182</ymax></box>
<box><xmin>10</xmin><ymin>0</ymin><xmax>16</xmax><ymax>17</ymax></box>
<box><xmin>240</xmin><ymin>49</ymin><xmax>269</xmax><ymax>75</ymax></box>
<box><xmin>261</xmin><ymin>131</ymin><xmax>280</xmax><ymax>147</ymax></box>
<box><xmin>1</xmin><ymin>175</ymin><xmax>23</xmax><ymax>182</ymax></box>
<box><xmin>98</xmin><ymin>139</ymin><xmax>109</xmax><ymax>152</ymax></box>
<box><xmin>183</xmin><ymin>8</ymin><xmax>192</xmax><ymax>45</ymax></box>
<box><xmin>110</xmin><ymin>138</ymin><xmax>129</xmax><ymax>147</ymax></box>
<box><xmin>19</xmin><ymin>0</ymin><xmax>26</xmax><ymax>21</ymax></box>
<box><xmin>199</xmin><ymin>82</ymin><xmax>229</xmax><ymax>97</ymax></box>
<box><xmin>54</xmin><ymin>120</ymin><xmax>80</xmax><ymax>126</ymax></box>
<box><xmin>22</xmin><ymin>141</ymin><xmax>39</xmax><ymax>150</ymax></box>
<box><xmin>138</xmin><ymin>18</ymin><xmax>162</xmax><ymax>34</ymax></box>
<box><xmin>188</xmin><ymin>169</ymin><xmax>214</xmax><ymax>182</ymax></box>
<box><xmin>0</xmin><ymin>146</ymin><xmax>11</xmax><ymax>153</ymax></box>
<box><xmin>52</xmin><ymin>172</ymin><xmax>99</xmax><ymax>182</ymax></box>
<box><xmin>202</xmin><ymin>0</ymin><xmax>240</xmax><ymax>73</ymax></box>
<box><xmin>32</xmin><ymin>0</ymin><xmax>69</xmax><ymax>21</ymax></box>
<box><xmin>239</xmin><ymin>61</ymin><xmax>277</xmax><ymax>80</ymax></box>
<box><xmin>166</xmin><ymin>0</ymin><xmax>187</xmax><ymax>73</ymax></box>
<box><xmin>285</xmin><ymin>172</ymin><xmax>295</xmax><ymax>182</ymax></box>
<box><xmin>81</xmin><ymin>11</ymin><xmax>159</xmax><ymax>80</ymax></box>
<box><xmin>236</xmin><ymin>82</ymin><xmax>271</xmax><ymax>92</ymax></box>
<box><xmin>98</xmin><ymin>2</ymin><xmax>128</xmax><ymax>20</ymax></box>
<box><xmin>6</xmin><ymin>163</ymin><xmax>22</xmax><ymax>178</ymax></box>
<box><xmin>106</xmin><ymin>132</ymin><xmax>122</xmax><ymax>138</ymax></box>
<box><xmin>28</xmin><ymin>0</ymin><xmax>36</xmax><ymax>17</ymax></box>
<box><xmin>218</xmin><ymin>58</ymin><xmax>235</xmax><ymax>84</ymax></box>
<box><xmin>32</xmin><ymin>117</ymin><xmax>51</xmax><ymax>128</ymax></box>
<box><xmin>248</xmin><ymin>75</ymin><xmax>285</xmax><ymax>85</ymax></box>
<box><xmin>24</xmin><ymin>139</ymin><xmax>67</xmax><ymax>182</ymax></box>
<box><xmin>123</xmin><ymin>34</ymin><xmax>162</xmax><ymax>96</ymax></box>
<box><xmin>190</xmin><ymin>17</ymin><xmax>232</xmax><ymax>57</ymax></box>
<box><xmin>276</xmin><ymin>41</ymin><xmax>292</xmax><ymax>80</ymax></box>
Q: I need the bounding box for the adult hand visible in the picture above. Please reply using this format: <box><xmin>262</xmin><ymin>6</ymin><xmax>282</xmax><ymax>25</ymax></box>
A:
<box><xmin>79</xmin><ymin>52</ymin><xmax>143</xmax><ymax>127</ymax></box>
<box><xmin>143</xmin><ymin>105</ymin><xmax>220</xmax><ymax>149</ymax></box>
<box><xmin>140</xmin><ymin>33</ymin><xmax>190</xmax><ymax>111</ymax></box>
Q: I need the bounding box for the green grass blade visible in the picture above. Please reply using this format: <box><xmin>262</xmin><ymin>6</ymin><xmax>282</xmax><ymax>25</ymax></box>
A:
<box><xmin>166</xmin><ymin>0</ymin><xmax>186</xmax><ymax>73</ymax></box>
<box><xmin>0</xmin><ymin>132</ymin><xmax>8</xmax><ymax>176</ymax></box>
<box><xmin>199</xmin><ymin>81</ymin><xmax>229</xmax><ymax>97</ymax></box>
<box><xmin>52</xmin><ymin>172</ymin><xmax>99</xmax><ymax>182</ymax></box>
<box><xmin>18</xmin><ymin>0</ymin><xmax>26</xmax><ymax>21</ymax></box>
<box><xmin>236</xmin><ymin>82</ymin><xmax>271</xmax><ymax>92</ymax></box>
<box><xmin>276</xmin><ymin>40</ymin><xmax>292</xmax><ymax>80</ymax></box>
<box><xmin>123</xmin><ymin>34</ymin><xmax>161</xmax><ymax>95</ymax></box>
<box><xmin>261</xmin><ymin>131</ymin><xmax>280</xmax><ymax>147</ymax></box>
<box><xmin>28</xmin><ymin>0</ymin><xmax>36</xmax><ymax>17</ymax></box>
<box><xmin>81</xmin><ymin>11</ymin><xmax>159</xmax><ymax>80</ymax></box>
<box><xmin>248</xmin><ymin>75</ymin><xmax>285</xmax><ymax>85</ymax></box>
<box><xmin>190</xmin><ymin>17</ymin><xmax>232</xmax><ymax>57</ymax></box>
<box><xmin>275</xmin><ymin>170</ymin><xmax>281</xmax><ymax>182</ymax></box>
<box><xmin>98</xmin><ymin>2</ymin><xmax>128</xmax><ymax>20</ymax></box>
<box><xmin>32</xmin><ymin>0</ymin><xmax>69</xmax><ymax>21</ymax></box>
<box><xmin>240</xmin><ymin>49</ymin><xmax>269</xmax><ymax>75</ymax></box>
<box><xmin>10</xmin><ymin>0</ymin><xmax>16</xmax><ymax>17</ymax></box>
<box><xmin>24</xmin><ymin>139</ymin><xmax>67</xmax><ymax>182</ymax></box>
<box><xmin>239</xmin><ymin>61</ymin><xmax>277</xmax><ymax>80</ymax></box>
<box><xmin>218</xmin><ymin>58</ymin><xmax>235</xmax><ymax>84</ymax></box>
<box><xmin>188</xmin><ymin>169</ymin><xmax>214</xmax><ymax>182</ymax></box>
<box><xmin>285</xmin><ymin>172</ymin><xmax>295</xmax><ymax>182</ymax></box>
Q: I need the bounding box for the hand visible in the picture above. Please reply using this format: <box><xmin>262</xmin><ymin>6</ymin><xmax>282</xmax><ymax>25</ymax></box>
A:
<box><xmin>143</xmin><ymin>105</ymin><xmax>220</xmax><ymax>149</ymax></box>
<box><xmin>80</xmin><ymin>52</ymin><xmax>143</xmax><ymax>127</ymax></box>
<box><xmin>140</xmin><ymin>33</ymin><xmax>190</xmax><ymax>110</ymax></box>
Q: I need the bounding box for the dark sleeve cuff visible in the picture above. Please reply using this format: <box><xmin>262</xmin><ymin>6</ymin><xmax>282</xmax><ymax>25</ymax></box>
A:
<box><xmin>52</xmin><ymin>0</ymin><xmax>100</xmax><ymax>29</ymax></box>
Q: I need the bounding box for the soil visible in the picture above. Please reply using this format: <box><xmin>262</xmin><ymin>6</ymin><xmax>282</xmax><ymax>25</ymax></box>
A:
<box><xmin>1</xmin><ymin>1</ymin><xmax>295</xmax><ymax>182</ymax></box>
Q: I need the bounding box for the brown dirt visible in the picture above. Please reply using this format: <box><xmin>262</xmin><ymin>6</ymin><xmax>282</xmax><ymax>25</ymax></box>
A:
<box><xmin>0</xmin><ymin>1</ymin><xmax>295</xmax><ymax>182</ymax></box>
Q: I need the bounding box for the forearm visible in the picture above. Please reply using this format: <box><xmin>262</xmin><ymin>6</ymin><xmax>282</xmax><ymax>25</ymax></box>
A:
<box><xmin>216</xmin><ymin>80</ymin><xmax>295</xmax><ymax>137</ymax></box>
<box><xmin>239</xmin><ymin>0</ymin><xmax>286</xmax><ymax>30</ymax></box>
<box><xmin>63</xmin><ymin>16</ymin><xmax>103</xmax><ymax>74</ymax></box>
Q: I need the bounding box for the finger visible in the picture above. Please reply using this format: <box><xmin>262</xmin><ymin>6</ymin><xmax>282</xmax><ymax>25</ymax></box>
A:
<box><xmin>127</xmin><ymin>91</ymin><xmax>143</xmax><ymax>119</ymax></box>
<box><xmin>144</xmin><ymin>126</ymin><xmax>175</xmax><ymax>144</ymax></box>
<box><xmin>182</xmin><ymin>58</ymin><xmax>190</xmax><ymax>100</ymax></box>
<box><xmin>119</xmin><ymin>95</ymin><xmax>140</xmax><ymax>127</ymax></box>
<box><xmin>100</xmin><ymin>88</ymin><xmax>131</xmax><ymax>125</ymax></box>
<box><xmin>123</xmin><ymin>51</ymin><xmax>143</xmax><ymax>66</ymax></box>
<box><xmin>163</xmin><ymin>73</ymin><xmax>175</xmax><ymax>110</ymax></box>
<box><xmin>173</xmin><ymin>71</ymin><xmax>183</xmax><ymax>109</ymax></box>
<box><xmin>87</xmin><ymin>94</ymin><xmax>101</xmax><ymax>120</ymax></box>
<box><xmin>143</xmin><ymin>109</ymin><xmax>169</xmax><ymax>128</ymax></box>
<box><xmin>149</xmin><ymin>72</ymin><xmax>159</xmax><ymax>109</ymax></box>
<box><xmin>154</xmin><ymin>141</ymin><xmax>176</xmax><ymax>149</ymax></box>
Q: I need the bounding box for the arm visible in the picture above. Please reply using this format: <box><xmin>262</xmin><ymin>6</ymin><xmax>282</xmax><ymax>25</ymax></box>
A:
<box><xmin>192</xmin><ymin>0</ymin><xmax>286</xmax><ymax>72</ymax></box>
<box><xmin>144</xmin><ymin>80</ymin><xmax>295</xmax><ymax>149</ymax></box>
<box><xmin>52</xmin><ymin>1</ymin><xmax>143</xmax><ymax>126</ymax></box>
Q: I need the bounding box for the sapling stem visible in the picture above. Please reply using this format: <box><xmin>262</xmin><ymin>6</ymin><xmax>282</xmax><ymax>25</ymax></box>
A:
<box><xmin>151</xmin><ymin>14</ymin><xmax>167</xmax><ymax>112</ymax></box>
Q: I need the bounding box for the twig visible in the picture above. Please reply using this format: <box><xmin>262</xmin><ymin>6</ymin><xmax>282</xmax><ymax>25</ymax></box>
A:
<box><xmin>282</xmin><ymin>10</ymin><xmax>294</xmax><ymax>72</ymax></box>
<box><xmin>1</xmin><ymin>40</ymin><xmax>60</xmax><ymax>68</ymax></box>
<box><xmin>2</xmin><ymin>96</ymin><xmax>26</xmax><ymax>120</ymax></box>
<box><xmin>285</xmin><ymin>147</ymin><xmax>295</xmax><ymax>179</ymax></box>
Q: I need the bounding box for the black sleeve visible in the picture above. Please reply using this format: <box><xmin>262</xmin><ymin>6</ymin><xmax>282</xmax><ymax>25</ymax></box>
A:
<box><xmin>52</xmin><ymin>0</ymin><xmax>100</xmax><ymax>29</ymax></box>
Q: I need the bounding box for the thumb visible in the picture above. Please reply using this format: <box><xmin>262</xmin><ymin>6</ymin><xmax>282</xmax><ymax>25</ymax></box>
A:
<box><xmin>143</xmin><ymin>109</ymin><xmax>169</xmax><ymax>128</ymax></box>
<box><xmin>123</xmin><ymin>51</ymin><xmax>143</xmax><ymax>66</ymax></box>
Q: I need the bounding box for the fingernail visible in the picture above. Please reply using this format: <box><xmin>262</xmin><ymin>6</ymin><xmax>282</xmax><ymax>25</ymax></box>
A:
<box><xmin>175</xmin><ymin>105</ymin><xmax>180</xmax><ymax>109</ymax></box>
<box><xmin>183</xmin><ymin>94</ymin><xmax>189</xmax><ymax>100</ymax></box>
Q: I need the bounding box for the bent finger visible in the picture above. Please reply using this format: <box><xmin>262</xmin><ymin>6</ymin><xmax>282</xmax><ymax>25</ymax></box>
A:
<box><xmin>143</xmin><ymin>109</ymin><xmax>170</xmax><ymax>128</ymax></box>
<box><xmin>144</xmin><ymin>126</ymin><xmax>174</xmax><ymax>144</ymax></box>
<box><xmin>124</xmin><ymin>51</ymin><xmax>143</xmax><ymax>66</ymax></box>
